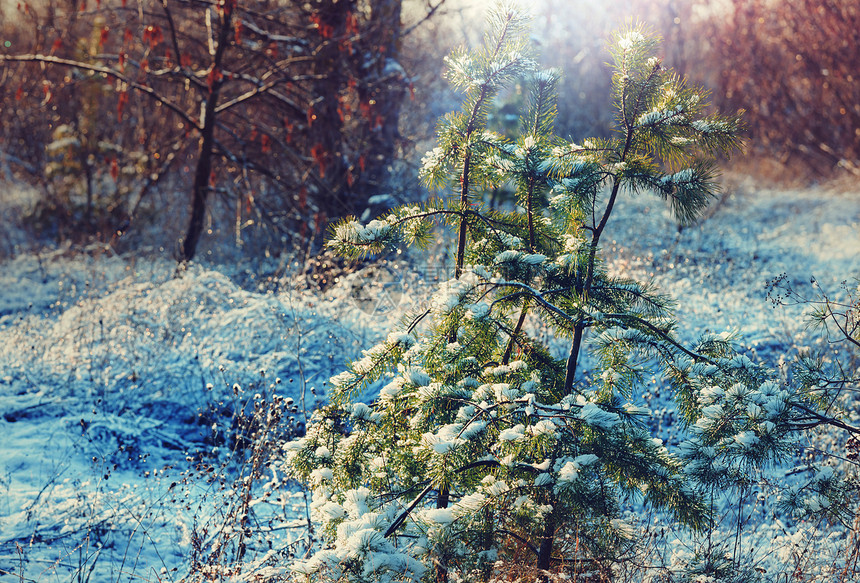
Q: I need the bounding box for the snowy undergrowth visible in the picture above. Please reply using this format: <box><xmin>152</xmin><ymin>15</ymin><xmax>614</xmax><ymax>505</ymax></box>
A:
<box><xmin>0</xmin><ymin>251</ymin><xmax>393</xmax><ymax>582</ymax></box>
<box><xmin>0</xmin><ymin>178</ymin><xmax>858</xmax><ymax>582</ymax></box>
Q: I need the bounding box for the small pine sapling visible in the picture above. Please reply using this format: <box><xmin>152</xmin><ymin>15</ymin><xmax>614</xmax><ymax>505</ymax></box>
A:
<box><xmin>283</xmin><ymin>4</ymin><xmax>839</xmax><ymax>582</ymax></box>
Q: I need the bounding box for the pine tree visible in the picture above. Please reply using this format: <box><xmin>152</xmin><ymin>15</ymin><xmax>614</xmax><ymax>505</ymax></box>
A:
<box><xmin>281</xmin><ymin>4</ymin><xmax>830</xmax><ymax>581</ymax></box>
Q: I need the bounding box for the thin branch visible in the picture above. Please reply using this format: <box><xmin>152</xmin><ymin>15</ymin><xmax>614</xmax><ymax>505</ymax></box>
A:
<box><xmin>497</xmin><ymin>528</ymin><xmax>540</xmax><ymax>557</ymax></box>
<box><xmin>384</xmin><ymin>483</ymin><xmax>434</xmax><ymax>538</ymax></box>
<box><xmin>383</xmin><ymin>459</ymin><xmax>499</xmax><ymax>539</ymax></box>
<box><xmin>159</xmin><ymin>0</ymin><xmax>186</xmax><ymax>79</ymax></box>
<box><xmin>0</xmin><ymin>150</ymin><xmax>39</xmax><ymax>175</ymax></box>
<box><xmin>240</xmin><ymin>18</ymin><xmax>309</xmax><ymax>48</ymax></box>
<box><xmin>600</xmin><ymin>312</ymin><xmax>716</xmax><ymax>365</ymax></box>
<box><xmin>213</xmin><ymin>69</ymin><xmax>320</xmax><ymax>113</ymax></box>
<box><xmin>0</xmin><ymin>54</ymin><xmax>200</xmax><ymax>130</ymax></box>
<box><xmin>826</xmin><ymin>305</ymin><xmax>860</xmax><ymax>350</ymax></box>
<box><xmin>407</xmin><ymin>310</ymin><xmax>432</xmax><ymax>334</ymax></box>
<box><xmin>484</xmin><ymin>279</ymin><xmax>716</xmax><ymax>367</ymax></box>
<box><xmin>215</xmin><ymin>76</ymin><xmax>288</xmax><ymax>112</ymax></box>
<box><xmin>791</xmin><ymin>403</ymin><xmax>860</xmax><ymax>437</ymax></box>
<box><xmin>402</xmin><ymin>0</ymin><xmax>449</xmax><ymax>37</ymax></box>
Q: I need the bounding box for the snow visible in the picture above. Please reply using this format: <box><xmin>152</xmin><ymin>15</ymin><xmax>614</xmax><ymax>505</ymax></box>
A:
<box><xmin>0</xmin><ymin>249</ymin><xmax>395</xmax><ymax>581</ymax></box>
<box><xmin>332</xmin><ymin>218</ymin><xmax>393</xmax><ymax>245</ymax></box>
<box><xmin>453</xmin><ymin>492</ymin><xmax>486</xmax><ymax>515</ymax></box>
<box><xmin>579</xmin><ymin>401</ymin><xmax>621</xmax><ymax>429</ymax></box>
<box><xmin>0</xmin><ymin>174</ymin><xmax>858</xmax><ymax>581</ymax></box>
<box><xmin>467</xmin><ymin>301</ymin><xmax>491</xmax><ymax>320</ymax></box>
<box><xmin>733</xmin><ymin>430</ymin><xmax>759</xmax><ymax>449</ymax></box>
<box><xmin>310</xmin><ymin>467</ymin><xmax>334</xmax><ymax>483</ymax></box>
<box><xmin>636</xmin><ymin>105</ymin><xmax>685</xmax><ymax>127</ymax></box>
<box><xmin>430</xmin><ymin>277</ymin><xmax>474</xmax><ymax>315</ymax></box>
<box><xmin>498</xmin><ymin>424</ymin><xmax>525</xmax><ymax>441</ymax></box>
<box><xmin>618</xmin><ymin>31</ymin><xmax>645</xmax><ymax>51</ymax></box>
<box><xmin>418</xmin><ymin>507</ymin><xmax>455</xmax><ymax>525</ymax></box>
<box><xmin>610</xmin><ymin>518</ymin><xmax>636</xmax><ymax>539</ymax></box>
<box><xmin>422</xmin><ymin>423</ymin><xmax>465</xmax><ymax>453</ymax></box>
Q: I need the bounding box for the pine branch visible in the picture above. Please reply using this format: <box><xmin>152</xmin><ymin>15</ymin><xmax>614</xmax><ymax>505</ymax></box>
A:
<box><xmin>383</xmin><ymin>483</ymin><xmax>434</xmax><ymax>538</ymax></box>
<box><xmin>383</xmin><ymin>460</ymin><xmax>500</xmax><ymax>539</ymax></box>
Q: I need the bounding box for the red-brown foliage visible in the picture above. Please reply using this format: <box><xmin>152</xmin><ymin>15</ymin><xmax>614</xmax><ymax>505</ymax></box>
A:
<box><xmin>1</xmin><ymin>0</ymin><xmax>409</xmax><ymax>255</ymax></box>
<box><xmin>688</xmin><ymin>0</ymin><xmax>860</xmax><ymax>176</ymax></box>
<box><xmin>528</xmin><ymin>0</ymin><xmax>860</xmax><ymax>179</ymax></box>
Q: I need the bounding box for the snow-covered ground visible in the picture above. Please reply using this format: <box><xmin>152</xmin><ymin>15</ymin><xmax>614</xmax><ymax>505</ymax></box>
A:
<box><xmin>0</xmin><ymin>176</ymin><xmax>858</xmax><ymax>581</ymax></box>
<box><xmin>0</xmin><ymin>245</ymin><xmax>400</xmax><ymax>581</ymax></box>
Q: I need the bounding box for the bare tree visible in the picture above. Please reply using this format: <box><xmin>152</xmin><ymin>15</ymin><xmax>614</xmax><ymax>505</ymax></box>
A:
<box><xmin>1</xmin><ymin>0</ymin><xmax>415</xmax><ymax>260</ymax></box>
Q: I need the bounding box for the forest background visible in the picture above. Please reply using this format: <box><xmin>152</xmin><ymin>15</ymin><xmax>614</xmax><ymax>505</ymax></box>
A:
<box><xmin>1</xmin><ymin>0</ymin><xmax>857</xmax><ymax>261</ymax></box>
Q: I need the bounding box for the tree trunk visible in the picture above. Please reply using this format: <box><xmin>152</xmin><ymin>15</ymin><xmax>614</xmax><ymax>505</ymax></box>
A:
<box><xmin>180</xmin><ymin>113</ymin><xmax>216</xmax><ymax>262</ymax></box>
<box><xmin>309</xmin><ymin>0</ymin><xmax>354</xmax><ymax>218</ymax></box>
<box><xmin>436</xmin><ymin>486</ymin><xmax>450</xmax><ymax>583</ymax></box>
<box><xmin>536</xmin><ymin>510</ymin><xmax>556</xmax><ymax>582</ymax></box>
<box><xmin>179</xmin><ymin>3</ymin><xmax>233</xmax><ymax>263</ymax></box>
<box><xmin>357</xmin><ymin>0</ymin><xmax>404</xmax><ymax>196</ymax></box>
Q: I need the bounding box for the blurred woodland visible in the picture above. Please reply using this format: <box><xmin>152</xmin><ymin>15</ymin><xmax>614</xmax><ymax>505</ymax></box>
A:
<box><xmin>0</xmin><ymin>0</ymin><xmax>858</xmax><ymax>260</ymax></box>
